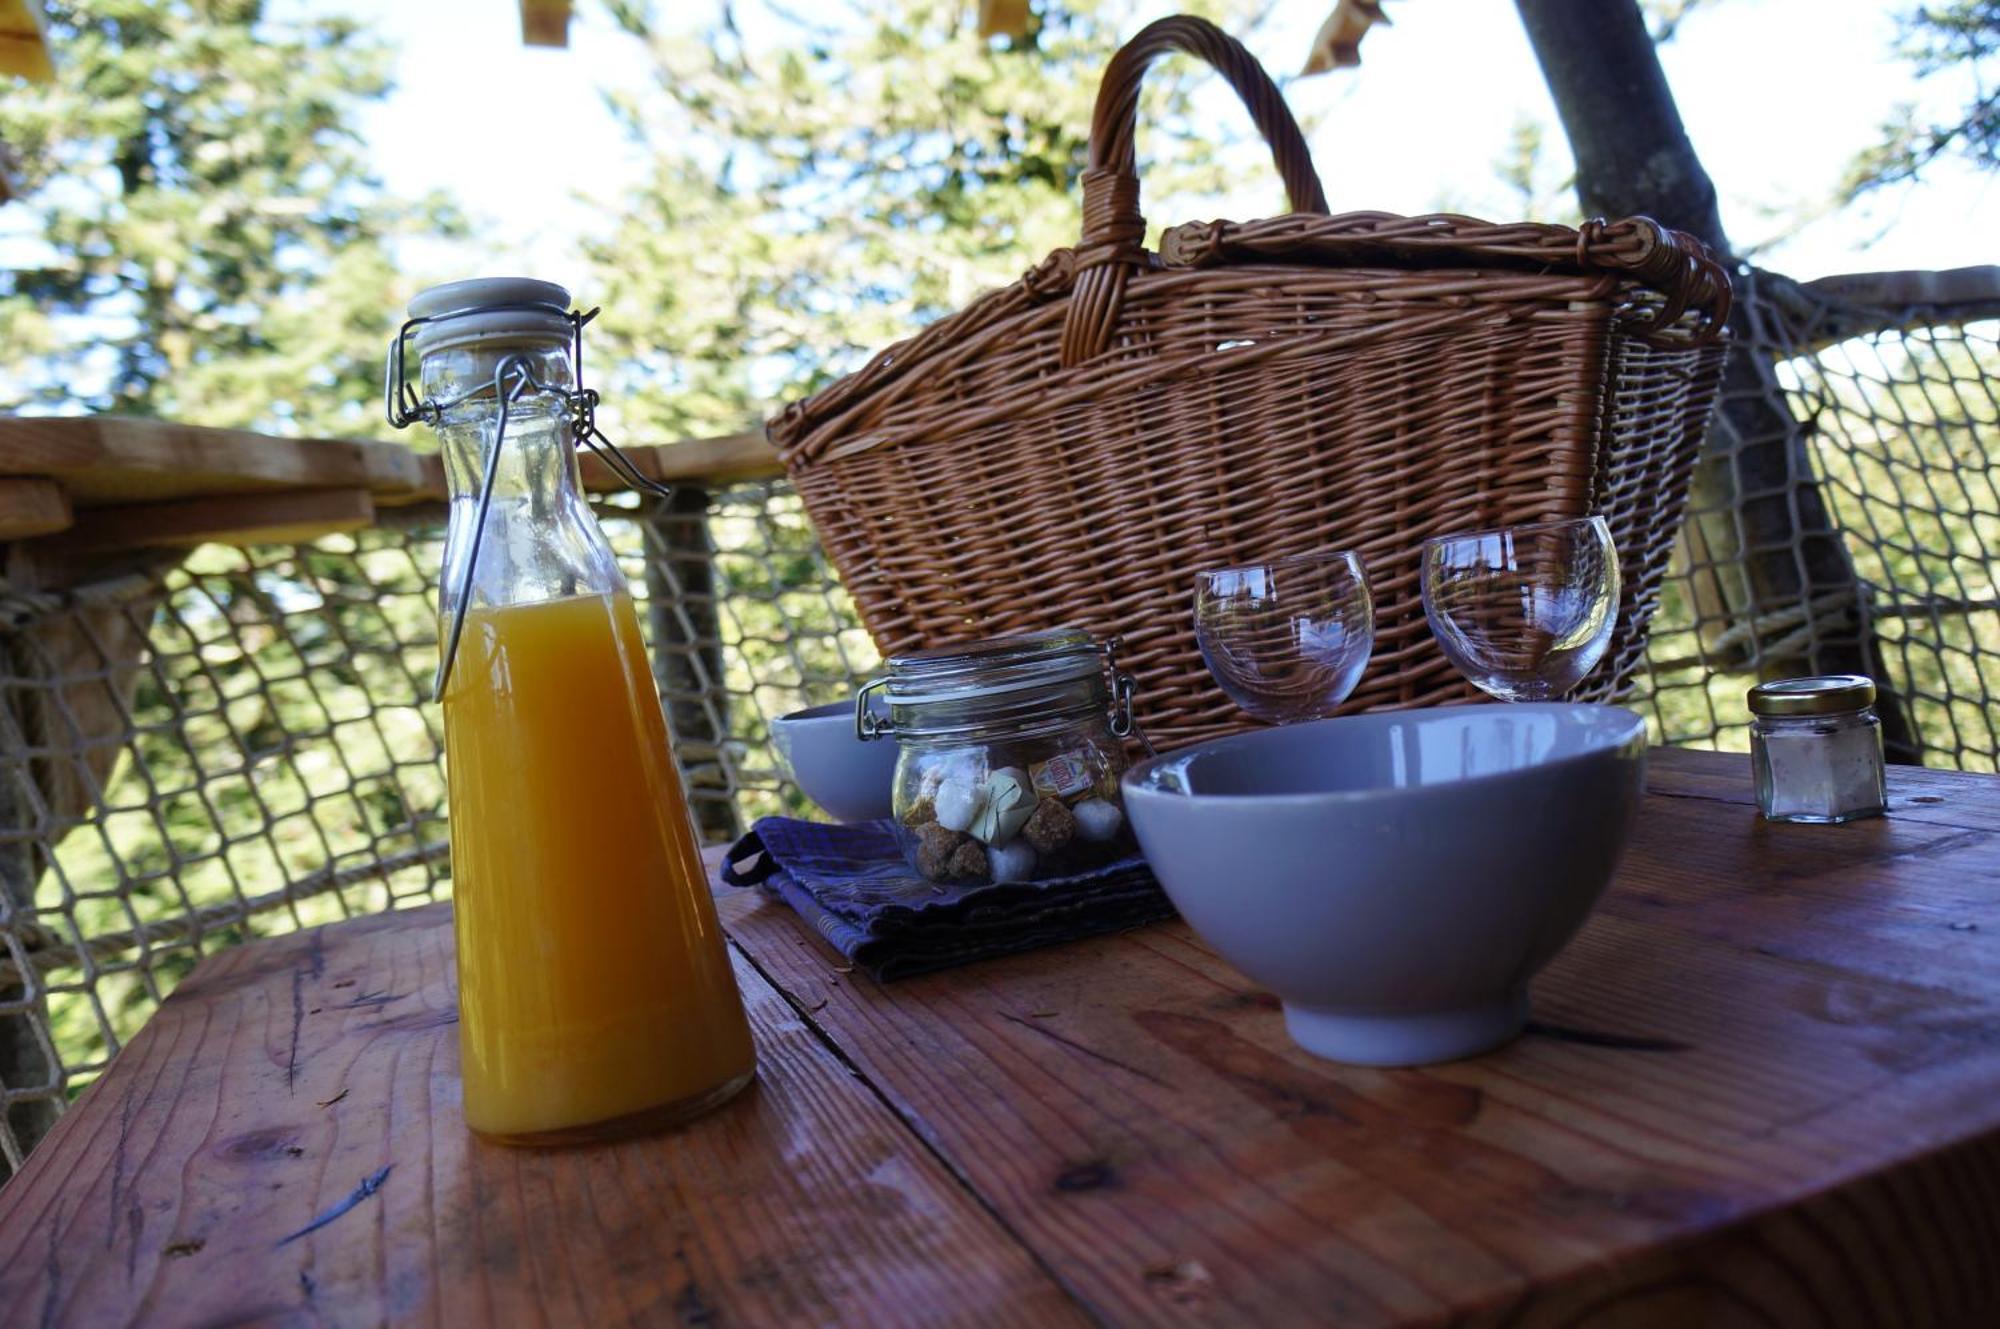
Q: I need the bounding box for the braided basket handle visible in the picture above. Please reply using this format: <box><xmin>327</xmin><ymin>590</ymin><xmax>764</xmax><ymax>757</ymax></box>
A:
<box><xmin>1060</xmin><ymin>16</ymin><xmax>1329</xmax><ymax>368</ymax></box>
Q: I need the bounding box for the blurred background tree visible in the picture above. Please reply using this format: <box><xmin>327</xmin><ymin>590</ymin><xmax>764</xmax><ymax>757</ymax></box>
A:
<box><xmin>1637</xmin><ymin>1</ymin><xmax>1999</xmax><ymax>223</ymax></box>
<box><xmin>0</xmin><ymin>0</ymin><xmax>457</xmax><ymax>438</ymax></box>
<box><xmin>587</xmin><ymin>0</ymin><xmax>1274</xmax><ymax>443</ymax></box>
<box><xmin>1844</xmin><ymin>0</ymin><xmax>1999</xmax><ymax>201</ymax></box>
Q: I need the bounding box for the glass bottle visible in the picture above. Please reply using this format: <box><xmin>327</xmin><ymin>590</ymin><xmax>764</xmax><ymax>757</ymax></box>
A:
<box><xmin>392</xmin><ymin>278</ymin><xmax>755</xmax><ymax>1143</ymax></box>
<box><xmin>1748</xmin><ymin>675</ymin><xmax>1887</xmax><ymax>824</ymax></box>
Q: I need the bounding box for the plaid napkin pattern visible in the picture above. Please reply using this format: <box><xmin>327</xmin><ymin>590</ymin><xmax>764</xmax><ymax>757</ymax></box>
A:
<box><xmin>720</xmin><ymin>816</ymin><xmax>1173</xmax><ymax>981</ymax></box>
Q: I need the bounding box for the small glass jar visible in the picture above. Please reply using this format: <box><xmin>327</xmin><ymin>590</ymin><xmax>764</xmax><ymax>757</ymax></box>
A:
<box><xmin>856</xmin><ymin>629</ymin><xmax>1138</xmax><ymax>884</ymax></box>
<box><xmin>1749</xmin><ymin>675</ymin><xmax>1887</xmax><ymax>824</ymax></box>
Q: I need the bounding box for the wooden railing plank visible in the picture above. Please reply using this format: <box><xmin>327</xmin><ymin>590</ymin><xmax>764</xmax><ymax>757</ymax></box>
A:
<box><xmin>0</xmin><ymin>417</ymin><xmax>425</xmax><ymax>504</ymax></box>
<box><xmin>639</xmin><ymin>431</ymin><xmax>783</xmax><ymax>485</ymax></box>
<box><xmin>519</xmin><ymin>0</ymin><xmax>573</xmax><ymax>47</ymax></box>
<box><xmin>394</xmin><ymin>432</ymin><xmax>783</xmax><ymax>505</ymax></box>
<box><xmin>0</xmin><ymin>0</ymin><xmax>55</xmax><ymax>85</ymax></box>
<box><xmin>0</xmin><ymin>417</ymin><xmax>784</xmax><ymax>517</ymax></box>
<box><xmin>54</xmin><ymin>487</ymin><xmax>375</xmax><ymax>552</ymax></box>
<box><xmin>0</xmin><ymin>477</ymin><xmax>71</xmax><ymax>539</ymax></box>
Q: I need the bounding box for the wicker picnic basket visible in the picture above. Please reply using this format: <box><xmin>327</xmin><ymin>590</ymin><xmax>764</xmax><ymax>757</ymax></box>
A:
<box><xmin>768</xmin><ymin>16</ymin><xmax>1731</xmax><ymax>749</ymax></box>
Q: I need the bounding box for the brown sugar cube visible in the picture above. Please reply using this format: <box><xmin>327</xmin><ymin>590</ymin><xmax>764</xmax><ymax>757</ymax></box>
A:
<box><xmin>902</xmin><ymin>796</ymin><xmax>938</xmax><ymax>828</ymax></box>
<box><xmin>948</xmin><ymin>839</ymin><xmax>989</xmax><ymax>880</ymax></box>
<box><xmin>1022</xmin><ymin>796</ymin><xmax>1076</xmax><ymax>854</ymax></box>
<box><xmin>915</xmin><ymin>822</ymin><xmax>965</xmax><ymax>881</ymax></box>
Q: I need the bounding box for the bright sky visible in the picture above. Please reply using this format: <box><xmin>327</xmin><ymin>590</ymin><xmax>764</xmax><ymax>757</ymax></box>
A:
<box><xmin>322</xmin><ymin>0</ymin><xmax>1995</xmax><ymax>299</ymax></box>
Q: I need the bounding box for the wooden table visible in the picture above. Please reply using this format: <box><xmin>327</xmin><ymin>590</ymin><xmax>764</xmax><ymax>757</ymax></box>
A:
<box><xmin>3</xmin><ymin>747</ymin><xmax>1997</xmax><ymax>1327</ymax></box>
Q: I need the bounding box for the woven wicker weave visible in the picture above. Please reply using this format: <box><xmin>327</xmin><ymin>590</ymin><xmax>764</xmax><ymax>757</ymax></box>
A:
<box><xmin>769</xmin><ymin>16</ymin><xmax>1731</xmax><ymax>749</ymax></box>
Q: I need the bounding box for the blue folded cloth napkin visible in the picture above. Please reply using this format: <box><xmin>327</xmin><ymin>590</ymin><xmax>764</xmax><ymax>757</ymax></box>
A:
<box><xmin>720</xmin><ymin>816</ymin><xmax>1173</xmax><ymax>981</ymax></box>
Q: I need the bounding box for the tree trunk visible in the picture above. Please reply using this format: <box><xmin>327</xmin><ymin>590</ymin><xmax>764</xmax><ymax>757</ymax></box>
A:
<box><xmin>1514</xmin><ymin>0</ymin><xmax>1920</xmax><ymax>760</ymax></box>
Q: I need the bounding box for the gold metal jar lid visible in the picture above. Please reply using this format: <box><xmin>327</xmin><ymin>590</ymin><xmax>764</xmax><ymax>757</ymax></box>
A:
<box><xmin>1747</xmin><ymin>675</ymin><xmax>1877</xmax><ymax>718</ymax></box>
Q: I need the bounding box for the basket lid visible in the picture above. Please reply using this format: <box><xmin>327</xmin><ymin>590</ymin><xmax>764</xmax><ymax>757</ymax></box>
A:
<box><xmin>769</xmin><ymin>16</ymin><xmax>1730</xmax><ymax>467</ymax></box>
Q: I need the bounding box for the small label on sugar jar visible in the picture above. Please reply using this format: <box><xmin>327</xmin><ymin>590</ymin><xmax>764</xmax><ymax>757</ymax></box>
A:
<box><xmin>1031</xmin><ymin>751</ymin><xmax>1093</xmax><ymax>799</ymax></box>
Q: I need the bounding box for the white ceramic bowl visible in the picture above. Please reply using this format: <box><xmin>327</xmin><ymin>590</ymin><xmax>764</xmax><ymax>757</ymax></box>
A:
<box><xmin>770</xmin><ymin>700</ymin><xmax>898</xmax><ymax>823</ymax></box>
<box><xmin>1123</xmin><ymin>703</ymin><xmax>1647</xmax><ymax>1066</ymax></box>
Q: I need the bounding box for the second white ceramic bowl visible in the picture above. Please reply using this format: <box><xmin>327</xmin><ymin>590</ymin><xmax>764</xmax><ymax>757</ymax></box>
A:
<box><xmin>1123</xmin><ymin>703</ymin><xmax>1648</xmax><ymax>1067</ymax></box>
<box><xmin>770</xmin><ymin>700</ymin><xmax>898</xmax><ymax>823</ymax></box>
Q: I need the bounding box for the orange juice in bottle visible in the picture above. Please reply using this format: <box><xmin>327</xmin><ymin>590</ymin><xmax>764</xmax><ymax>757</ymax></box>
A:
<box><xmin>395</xmin><ymin>279</ymin><xmax>754</xmax><ymax>1143</ymax></box>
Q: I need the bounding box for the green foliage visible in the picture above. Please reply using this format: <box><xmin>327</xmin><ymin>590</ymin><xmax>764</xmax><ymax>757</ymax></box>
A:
<box><xmin>0</xmin><ymin>0</ymin><xmax>456</xmax><ymax>437</ymax></box>
<box><xmin>698</xmin><ymin>486</ymin><xmax>881</xmax><ymax>823</ymax></box>
<box><xmin>588</xmin><ymin>0</ymin><xmax>1275</xmax><ymax>442</ymax></box>
<box><xmin>1842</xmin><ymin>0</ymin><xmax>2000</xmax><ymax>202</ymax></box>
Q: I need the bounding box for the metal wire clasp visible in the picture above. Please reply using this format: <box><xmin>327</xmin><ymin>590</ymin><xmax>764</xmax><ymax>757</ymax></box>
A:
<box><xmin>854</xmin><ymin>677</ymin><xmax>893</xmax><ymax>742</ymax></box>
<box><xmin>1101</xmin><ymin>637</ymin><xmax>1140</xmax><ymax>743</ymax></box>
<box><xmin>385</xmin><ymin>303</ymin><xmax>672</xmax><ymax>698</ymax></box>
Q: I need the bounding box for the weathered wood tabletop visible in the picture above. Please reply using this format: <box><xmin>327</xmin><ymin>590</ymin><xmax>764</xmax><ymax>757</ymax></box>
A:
<box><xmin>3</xmin><ymin>746</ymin><xmax>1998</xmax><ymax>1327</ymax></box>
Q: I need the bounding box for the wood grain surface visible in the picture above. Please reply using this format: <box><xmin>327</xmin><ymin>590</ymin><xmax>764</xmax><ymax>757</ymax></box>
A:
<box><xmin>0</xmin><ymin>417</ymin><xmax>425</xmax><ymax>505</ymax></box>
<box><xmin>0</xmin><ymin>906</ymin><xmax>1085</xmax><ymax>1328</ymax></box>
<box><xmin>1</xmin><ymin>746</ymin><xmax>1997</xmax><ymax>1327</ymax></box>
<box><xmin>0</xmin><ymin>476</ymin><xmax>72</xmax><ymax>539</ymax></box>
<box><xmin>0</xmin><ymin>416</ymin><xmax>783</xmax><ymax>518</ymax></box>
<box><xmin>714</xmin><ymin>747</ymin><xmax>2000</xmax><ymax>1328</ymax></box>
<box><xmin>397</xmin><ymin>432</ymin><xmax>783</xmax><ymax>504</ymax></box>
<box><xmin>54</xmin><ymin>487</ymin><xmax>377</xmax><ymax>552</ymax></box>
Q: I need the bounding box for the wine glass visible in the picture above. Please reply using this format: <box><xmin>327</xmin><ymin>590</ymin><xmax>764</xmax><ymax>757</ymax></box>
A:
<box><xmin>1194</xmin><ymin>549</ymin><xmax>1375</xmax><ymax>724</ymax></box>
<box><xmin>1420</xmin><ymin>516</ymin><xmax>1621</xmax><ymax>702</ymax></box>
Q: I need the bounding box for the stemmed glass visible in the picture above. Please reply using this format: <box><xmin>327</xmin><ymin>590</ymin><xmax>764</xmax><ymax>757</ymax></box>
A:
<box><xmin>1193</xmin><ymin>549</ymin><xmax>1375</xmax><ymax>724</ymax></box>
<box><xmin>1420</xmin><ymin>516</ymin><xmax>1621</xmax><ymax>702</ymax></box>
